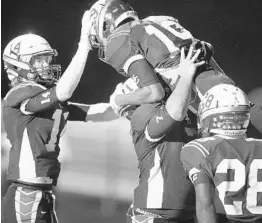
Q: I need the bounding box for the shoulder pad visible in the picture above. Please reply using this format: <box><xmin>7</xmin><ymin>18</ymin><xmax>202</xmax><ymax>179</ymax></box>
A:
<box><xmin>187</xmin><ymin>136</ymin><xmax>223</xmax><ymax>156</ymax></box>
<box><xmin>3</xmin><ymin>83</ymin><xmax>46</xmax><ymax>107</ymax></box>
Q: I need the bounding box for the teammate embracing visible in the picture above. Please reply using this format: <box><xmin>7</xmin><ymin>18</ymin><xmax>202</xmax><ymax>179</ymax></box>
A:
<box><xmin>181</xmin><ymin>84</ymin><xmax>262</xmax><ymax>223</ymax></box>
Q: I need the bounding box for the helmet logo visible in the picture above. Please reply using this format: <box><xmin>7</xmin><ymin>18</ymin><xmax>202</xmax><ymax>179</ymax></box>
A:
<box><xmin>11</xmin><ymin>42</ymin><xmax>21</xmax><ymax>56</ymax></box>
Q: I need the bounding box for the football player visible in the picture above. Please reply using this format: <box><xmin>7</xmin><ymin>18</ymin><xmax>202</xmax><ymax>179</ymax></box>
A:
<box><xmin>1</xmin><ymin>10</ymin><xmax>93</xmax><ymax>223</ymax></box>
<box><xmin>87</xmin><ymin>0</ymin><xmax>234</xmax><ymax>111</ymax></box>
<box><xmin>86</xmin><ymin>0</ymin><xmax>262</xmax><ymax>138</ymax></box>
<box><xmin>181</xmin><ymin>84</ymin><xmax>262</xmax><ymax>223</ymax></box>
<box><xmin>110</xmin><ymin>46</ymin><xmax>204</xmax><ymax>223</ymax></box>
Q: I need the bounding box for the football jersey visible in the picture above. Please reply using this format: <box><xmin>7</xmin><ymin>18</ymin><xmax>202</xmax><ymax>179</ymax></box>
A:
<box><xmin>2</xmin><ymin>83</ymin><xmax>87</xmax><ymax>186</ymax></box>
<box><xmin>130</xmin><ymin>103</ymin><xmax>198</xmax><ymax>219</ymax></box>
<box><xmin>102</xmin><ymin>16</ymin><xmax>234</xmax><ymax>95</ymax></box>
<box><xmin>181</xmin><ymin>135</ymin><xmax>262</xmax><ymax>222</ymax></box>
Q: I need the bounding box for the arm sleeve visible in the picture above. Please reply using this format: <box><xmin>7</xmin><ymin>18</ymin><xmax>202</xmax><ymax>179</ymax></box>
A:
<box><xmin>128</xmin><ymin>59</ymin><xmax>161</xmax><ymax>88</ymax></box>
<box><xmin>145</xmin><ymin>105</ymin><xmax>178</xmax><ymax>142</ymax></box>
<box><xmin>106</xmin><ymin>25</ymin><xmax>160</xmax><ymax>88</ymax></box>
<box><xmin>21</xmin><ymin>87</ymin><xmax>60</xmax><ymax>114</ymax></box>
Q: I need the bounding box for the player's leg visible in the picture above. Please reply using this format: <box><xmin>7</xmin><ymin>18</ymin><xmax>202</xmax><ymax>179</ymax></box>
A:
<box><xmin>2</xmin><ymin>182</ymin><xmax>57</xmax><ymax>223</ymax></box>
<box><xmin>194</xmin><ymin>57</ymin><xmax>235</xmax><ymax>98</ymax></box>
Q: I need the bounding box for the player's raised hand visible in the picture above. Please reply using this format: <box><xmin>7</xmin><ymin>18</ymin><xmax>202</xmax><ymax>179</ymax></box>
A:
<box><xmin>179</xmin><ymin>45</ymin><xmax>205</xmax><ymax>78</ymax></box>
<box><xmin>79</xmin><ymin>10</ymin><xmax>92</xmax><ymax>50</ymax></box>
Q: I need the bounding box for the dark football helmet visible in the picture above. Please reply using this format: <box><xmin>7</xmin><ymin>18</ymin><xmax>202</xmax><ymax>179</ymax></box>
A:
<box><xmin>89</xmin><ymin>0</ymin><xmax>138</xmax><ymax>50</ymax></box>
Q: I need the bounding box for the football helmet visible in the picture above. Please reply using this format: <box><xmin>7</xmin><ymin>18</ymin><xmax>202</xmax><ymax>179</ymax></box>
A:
<box><xmin>89</xmin><ymin>0</ymin><xmax>138</xmax><ymax>49</ymax></box>
<box><xmin>198</xmin><ymin>84</ymin><xmax>251</xmax><ymax>136</ymax></box>
<box><xmin>3</xmin><ymin>34</ymin><xmax>61</xmax><ymax>86</ymax></box>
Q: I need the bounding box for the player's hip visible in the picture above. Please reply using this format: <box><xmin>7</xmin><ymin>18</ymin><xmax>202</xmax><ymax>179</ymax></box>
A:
<box><xmin>133</xmin><ymin>184</ymin><xmax>195</xmax><ymax>218</ymax></box>
<box><xmin>127</xmin><ymin>203</ymin><xmax>196</xmax><ymax>223</ymax></box>
<box><xmin>2</xmin><ymin>182</ymin><xmax>57</xmax><ymax>223</ymax></box>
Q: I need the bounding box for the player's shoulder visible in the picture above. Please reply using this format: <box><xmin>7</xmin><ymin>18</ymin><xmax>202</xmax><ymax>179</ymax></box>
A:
<box><xmin>3</xmin><ymin>82</ymin><xmax>46</xmax><ymax>107</ymax></box>
<box><xmin>130</xmin><ymin>103</ymin><xmax>161</xmax><ymax>132</ymax></box>
<box><xmin>105</xmin><ymin>23</ymin><xmax>132</xmax><ymax>58</ymax></box>
<box><xmin>182</xmin><ymin>135</ymin><xmax>223</xmax><ymax>158</ymax></box>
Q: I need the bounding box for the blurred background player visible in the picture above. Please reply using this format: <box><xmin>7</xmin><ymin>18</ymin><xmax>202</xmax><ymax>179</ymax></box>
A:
<box><xmin>86</xmin><ymin>0</ymin><xmax>262</xmax><ymax>137</ymax></box>
<box><xmin>181</xmin><ymin>84</ymin><xmax>262</xmax><ymax>223</ymax></box>
<box><xmin>110</xmin><ymin>46</ymin><xmax>204</xmax><ymax>223</ymax></box>
<box><xmin>1</xmin><ymin>10</ymin><xmax>92</xmax><ymax>223</ymax></box>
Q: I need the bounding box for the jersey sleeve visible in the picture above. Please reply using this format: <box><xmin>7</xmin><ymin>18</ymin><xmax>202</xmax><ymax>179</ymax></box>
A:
<box><xmin>67</xmin><ymin>103</ymin><xmax>88</xmax><ymax>121</ymax></box>
<box><xmin>3</xmin><ymin>83</ymin><xmax>61</xmax><ymax>115</ymax></box>
<box><xmin>181</xmin><ymin>140</ymin><xmax>213</xmax><ymax>185</ymax></box>
<box><xmin>145</xmin><ymin>104</ymin><xmax>179</xmax><ymax>142</ymax></box>
<box><xmin>105</xmin><ymin>23</ymin><xmax>160</xmax><ymax>88</ymax></box>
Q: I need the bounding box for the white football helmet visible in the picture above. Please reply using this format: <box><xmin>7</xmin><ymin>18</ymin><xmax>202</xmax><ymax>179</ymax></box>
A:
<box><xmin>198</xmin><ymin>84</ymin><xmax>250</xmax><ymax>136</ymax></box>
<box><xmin>3</xmin><ymin>33</ymin><xmax>61</xmax><ymax>86</ymax></box>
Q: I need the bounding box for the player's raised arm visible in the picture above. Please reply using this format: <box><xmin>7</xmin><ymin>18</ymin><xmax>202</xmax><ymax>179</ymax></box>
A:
<box><xmin>113</xmin><ymin>59</ymin><xmax>165</xmax><ymax>106</ymax></box>
<box><xmin>165</xmin><ymin>45</ymin><xmax>204</xmax><ymax>121</ymax></box>
<box><xmin>56</xmin><ymin>10</ymin><xmax>92</xmax><ymax>101</ymax></box>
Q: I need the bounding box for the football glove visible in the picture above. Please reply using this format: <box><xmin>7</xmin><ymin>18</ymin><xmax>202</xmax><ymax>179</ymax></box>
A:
<box><xmin>193</xmin><ymin>39</ymin><xmax>214</xmax><ymax>64</ymax></box>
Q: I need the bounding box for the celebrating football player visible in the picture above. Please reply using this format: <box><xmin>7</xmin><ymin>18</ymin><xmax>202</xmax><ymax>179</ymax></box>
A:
<box><xmin>1</xmin><ymin>10</ymin><xmax>94</xmax><ymax>223</ymax></box>
<box><xmin>86</xmin><ymin>0</ymin><xmax>262</xmax><ymax>137</ymax></box>
<box><xmin>109</xmin><ymin>46</ymin><xmax>204</xmax><ymax>223</ymax></box>
<box><xmin>181</xmin><ymin>84</ymin><xmax>262</xmax><ymax>223</ymax></box>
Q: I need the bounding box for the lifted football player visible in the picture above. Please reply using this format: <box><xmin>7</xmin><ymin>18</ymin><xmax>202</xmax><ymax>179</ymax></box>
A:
<box><xmin>1</xmin><ymin>11</ymin><xmax>93</xmax><ymax>223</ymax></box>
<box><xmin>181</xmin><ymin>84</ymin><xmax>262</xmax><ymax>223</ymax></box>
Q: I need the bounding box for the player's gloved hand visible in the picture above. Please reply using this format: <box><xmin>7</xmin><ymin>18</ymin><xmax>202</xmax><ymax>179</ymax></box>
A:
<box><xmin>109</xmin><ymin>82</ymin><xmax>124</xmax><ymax>116</ymax></box>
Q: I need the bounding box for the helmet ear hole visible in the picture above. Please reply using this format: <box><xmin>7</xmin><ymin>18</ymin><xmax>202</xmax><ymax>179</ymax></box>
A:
<box><xmin>103</xmin><ymin>21</ymin><xmax>108</xmax><ymax>32</ymax></box>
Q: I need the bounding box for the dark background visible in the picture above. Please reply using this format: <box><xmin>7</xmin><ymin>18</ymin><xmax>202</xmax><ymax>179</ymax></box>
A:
<box><xmin>1</xmin><ymin>0</ymin><xmax>262</xmax><ymax>103</ymax></box>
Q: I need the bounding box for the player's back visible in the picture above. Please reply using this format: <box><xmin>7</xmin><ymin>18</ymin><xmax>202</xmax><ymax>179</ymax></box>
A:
<box><xmin>104</xmin><ymin>17</ymin><xmax>193</xmax><ymax>74</ymax></box>
<box><xmin>198</xmin><ymin>135</ymin><xmax>262</xmax><ymax>222</ymax></box>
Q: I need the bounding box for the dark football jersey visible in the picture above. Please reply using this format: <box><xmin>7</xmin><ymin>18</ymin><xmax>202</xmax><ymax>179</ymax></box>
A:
<box><xmin>2</xmin><ymin>83</ymin><xmax>87</xmax><ymax>185</ymax></box>
<box><xmin>130</xmin><ymin>103</ymin><xmax>198</xmax><ymax>219</ymax></box>
<box><xmin>181</xmin><ymin>135</ymin><xmax>262</xmax><ymax>222</ymax></box>
<box><xmin>103</xmin><ymin>16</ymin><xmax>234</xmax><ymax>92</ymax></box>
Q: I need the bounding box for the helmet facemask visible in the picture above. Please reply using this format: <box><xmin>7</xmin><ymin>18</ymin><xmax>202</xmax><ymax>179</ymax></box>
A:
<box><xmin>29</xmin><ymin>53</ymin><xmax>61</xmax><ymax>86</ymax></box>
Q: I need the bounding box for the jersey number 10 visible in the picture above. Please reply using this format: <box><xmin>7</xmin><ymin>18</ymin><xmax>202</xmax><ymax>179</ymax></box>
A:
<box><xmin>145</xmin><ymin>20</ymin><xmax>193</xmax><ymax>53</ymax></box>
<box><xmin>216</xmin><ymin>159</ymin><xmax>262</xmax><ymax>215</ymax></box>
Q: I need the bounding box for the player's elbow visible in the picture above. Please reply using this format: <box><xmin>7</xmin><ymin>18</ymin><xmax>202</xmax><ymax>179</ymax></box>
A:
<box><xmin>166</xmin><ymin>103</ymin><xmax>188</xmax><ymax>121</ymax></box>
<box><xmin>56</xmin><ymin>87</ymin><xmax>73</xmax><ymax>102</ymax></box>
<box><xmin>146</xmin><ymin>83</ymin><xmax>165</xmax><ymax>103</ymax></box>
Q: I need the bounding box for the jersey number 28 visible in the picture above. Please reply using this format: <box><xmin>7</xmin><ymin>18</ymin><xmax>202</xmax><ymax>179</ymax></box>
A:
<box><xmin>216</xmin><ymin>159</ymin><xmax>262</xmax><ymax>215</ymax></box>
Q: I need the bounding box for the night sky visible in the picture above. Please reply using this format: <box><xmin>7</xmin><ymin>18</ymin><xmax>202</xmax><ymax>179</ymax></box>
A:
<box><xmin>1</xmin><ymin>0</ymin><xmax>262</xmax><ymax>104</ymax></box>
